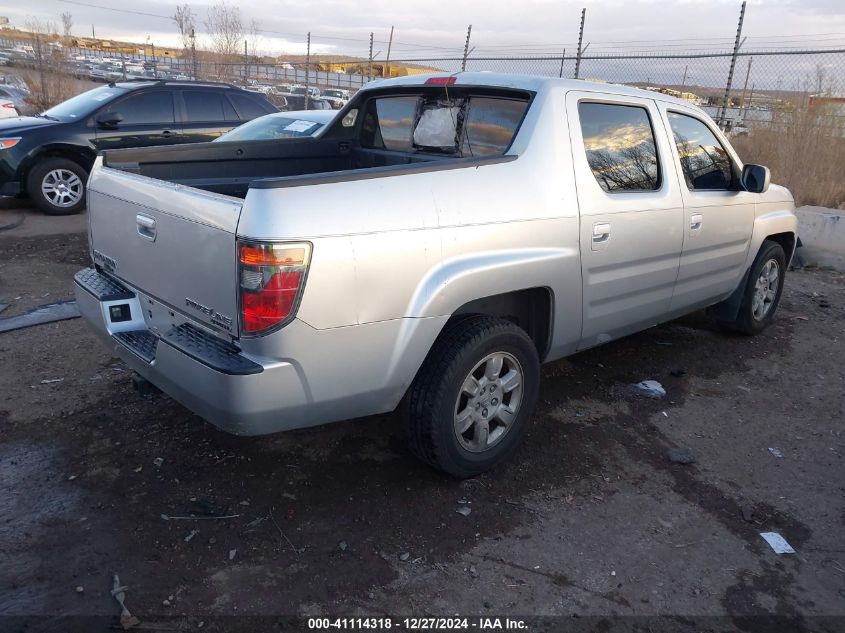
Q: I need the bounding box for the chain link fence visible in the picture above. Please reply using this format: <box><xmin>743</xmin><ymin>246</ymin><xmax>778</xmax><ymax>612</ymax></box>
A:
<box><xmin>2</xmin><ymin>35</ymin><xmax>843</xmax><ymax>206</ymax></box>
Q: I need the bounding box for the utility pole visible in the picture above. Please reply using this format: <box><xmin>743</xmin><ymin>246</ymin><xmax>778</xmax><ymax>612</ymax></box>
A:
<box><xmin>91</xmin><ymin>24</ymin><xmax>95</xmax><ymax>38</ymax></box>
<box><xmin>461</xmin><ymin>24</ymin><xmax>472</xmax><ymax>72</ymax></box>
<box><xmin>385</xmin><ymin>26</ymin><xmax>394</xmax><ymax>79</ymax></box>
<box><xmin>190</xmin><ymin>28</ymin><xmax>197</xmax><ymax>80</ymax></box>
<box><xmin>558</xmin><ymin>48</ymin><xmax>566</xmax><ymax>78</ymax></box>
<box><xmin>718</xmin><ymin>0</ymin><xmax>747</xmax><ymax>128</ymax></box>
<box><xmin>741</xmin><ymin>82</ymin><xmax>755</xmax><ymax>120</ymax></box>
<box><xmin>151</xmin><ymin>42</ymin><xmax>157</xmax><ymax>78</ymax></box>
<box><xmin>367</xmin><ymin>32</ymin><xmax>373</xmax><ymax>81</ymax></box>
<box><xmin>739</xmin><ymin>56</ymin><xmax>752</xmax><ymax>120</ymax></box>
<box><xmin>243</xmin><ymin>39</ymin><xmax>248</xmax><ymax>86</ymax></box>
<box><xmin>574</xmin><ymin>8</ymin><xmax>586</xmax><ymax>79</ymax></box>
<box><xmin>305</xmin><ymin>32</ymin><xmax>311</xmax><ymax>109</ymax></box>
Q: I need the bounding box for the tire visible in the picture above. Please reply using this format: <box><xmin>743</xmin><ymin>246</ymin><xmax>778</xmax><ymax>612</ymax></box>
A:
<box><xmin>26</xmin><ymin>157</ymin><xmax>88</xmax><ymax>216</ymax></box>
<box><xmin>404</xmin><ymin>316</ymin><xmax>540</xmax><ymax>478</ymax></box>
<box><xmin>718</xmin><ymin>240</ymin><xmax>787</xmax><ymax>335</ymax></box>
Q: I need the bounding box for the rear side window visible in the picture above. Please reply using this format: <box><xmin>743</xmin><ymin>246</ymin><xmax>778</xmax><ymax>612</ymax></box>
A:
<box><xmin>183</xmin><ymin>90</ymin><xmax>238</xmax><ymax>122</ymax></box>
<box><xmin>106</xmin><ymin>91</ymin><xmax>174</xmax><ymax>125</ymax></box>
<box><xmin>578</xmin><ymin>102</ymin><xmax>660</xmax><ymax>192</ymax></box>
<box><xmin>229</xmin><ymin>92</ymin><xmax>271</xmax><ymax>121</ymax></box>
<box><xmin>667</xmin><ymin>112</ymin><xmax>733</xmax><ymax>190</ymax></box>
<box><xmin>361</xmin><ymin>94</ymin><xmax>528</xmax><ymax>156</ymax></box>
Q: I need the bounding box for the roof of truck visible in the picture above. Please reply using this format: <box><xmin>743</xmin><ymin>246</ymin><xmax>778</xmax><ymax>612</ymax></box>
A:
<box><xmin>363</xmin><ymin>72</ymin><xmax>697</xmax><ymax>109</ymax></box>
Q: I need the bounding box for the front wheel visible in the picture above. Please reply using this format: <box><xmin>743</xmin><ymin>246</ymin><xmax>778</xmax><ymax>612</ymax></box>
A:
<box><xmin>404</xmin><ymin>316</ymin><xmax>540</xmax><ymax>478</ymax></box>
<box><xmin>26</xmin><ymin>157</ymin><xmax>88</xmax><ymax>216</ymax></box>
<box><xmin>719</xmin><ymin>240</ymin><xmax>787</xmax><ymax>335</ymax></box>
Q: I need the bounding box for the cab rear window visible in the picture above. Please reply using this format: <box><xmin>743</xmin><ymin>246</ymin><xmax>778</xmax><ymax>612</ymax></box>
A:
<box><xmin>360</xmin><ymin>93</ymin><xmax>529</xmax><ymax>156</ymax></box>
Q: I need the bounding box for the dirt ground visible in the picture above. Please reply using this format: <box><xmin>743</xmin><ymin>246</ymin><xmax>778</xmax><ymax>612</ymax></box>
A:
<box><xmin>0</xmin><ymin>207</ymin><xmax>843</xmax><ymax>632</ymax></box>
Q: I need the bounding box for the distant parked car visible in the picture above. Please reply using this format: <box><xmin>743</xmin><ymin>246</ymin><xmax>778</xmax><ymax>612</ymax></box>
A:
<box><xmin>89</xmin><ymin>62</ymin><xmax>122</xmax><ymax>83</ymax></box>
<box><xmin>0</xmin><ymin>85</ymin><xmax>28</xmax><ymax>112</ymax></box>
<box><xmin>214</xmin><ymin>109</ymin><xmax>336</xmax><ymax>142</ymax></box>
<box><xmin>323</xmin><ymin>88</ymin><xmax>350</xmax><ymax>99</ymax></box>
<box><xmin>290</xmin><ymin>85</ymin><xmax>321</xmax><ymax>97</ymax></box>
<box><xmin>0</xmin><ymin>80</ymin><xmax>278</xmax><ymax>215</ymax></box>
<box><xmin>0</xmin><ymin>98</ymin><xmax>18</xmax><ymax>118</ymax></box>
<box><xmin>278</xmin><ymin>94</ymin><xmax>332</xmax><ymax>111</ymax></box>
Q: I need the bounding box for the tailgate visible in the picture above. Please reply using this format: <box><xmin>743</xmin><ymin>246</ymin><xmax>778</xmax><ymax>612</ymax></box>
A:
<box><xmin>86</xmin><ymin>160</ymin><xmax>243</xmax><ymax>337</ymax></box>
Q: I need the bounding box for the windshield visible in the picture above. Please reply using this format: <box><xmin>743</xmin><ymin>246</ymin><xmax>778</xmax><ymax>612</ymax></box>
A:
<box><xmin>42</xmin><ymin>85</ymin><xmax>126</xmax><ymax>120</ymax></box>
<box><xmin>324</xmin><ymin>90</ymin><xmax>344</xmax><ymax>98</ymax></box>
<box><xmin>215</xmin><ymin>114</ymin><xmax>326</xmax><ymax>141</ymax></box>
<box><xmin>290</xmin><ymin>87</ymin><xmax>307</xmax><ymax>95</ymax></box>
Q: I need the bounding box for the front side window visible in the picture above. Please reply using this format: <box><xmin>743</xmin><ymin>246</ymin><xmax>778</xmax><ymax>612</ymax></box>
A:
<box><xmin>578</xmin><ymin>102</ymin><xmax>660</xmax><ymax>192</ymax></box>
<box><xmin>667</xmin><ymin>112</ymin><xmax>733</xmax><ymax>190</ymax></box>
<box><xmin>105</xmin><ymin>91</ymin><xmax>175</xmax><ymax>125</ymax></box>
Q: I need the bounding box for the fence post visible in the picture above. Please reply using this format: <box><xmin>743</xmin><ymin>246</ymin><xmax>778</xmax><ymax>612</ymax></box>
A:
<box><xmin>367</xmin><ymin>32</ymin><xmax>373</xmax><ymax>81</ymax></box>
<box><xmin>305</xmin><ymin>32</ymin><xmax>311</xmax><ymax>109</ymax></box>
<box><xmin>243</xmin><ymin>39</ymin><xmax>248</xmax><ymax>86</ymax></box>
<box><xmin>574</xmin><ymin>8</ymin><xmax>586</xmax><ymax>79</ymax></box>
<box><xmin>461</xmin><ymin>24</ymin><xmax>472</xmax><ymax>72</ymax></box>
<box><xmin>558</xmin><ymin>48</ymin><xmax>566</xmax><ymax>78</ymax></box>
<box><xmin>385</xmin><ymin>26</ymin><xmax>394</xmax><ymax>79</ymax></box>
<box><xmin>190</xmin><ymin>28</ymin><xmax>197</xmax><ymax>80</ymax></box>
<box><xmin>718</xmin><ymin>0</ymin><xmax>747</xmax><ymax>128</ymax></box>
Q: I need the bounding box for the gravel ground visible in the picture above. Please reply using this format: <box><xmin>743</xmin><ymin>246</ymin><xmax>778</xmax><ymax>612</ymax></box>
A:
<box><xmin>0</xmin><ymin>209</ymin><xmax>843</xmax><ymax>632</ymax></box>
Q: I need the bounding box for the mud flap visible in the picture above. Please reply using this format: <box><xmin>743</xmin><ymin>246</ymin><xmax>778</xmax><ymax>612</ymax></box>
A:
<box><xmin>707</xmin><ymin>266</ymin><xmax>751</xmax><ymax>321</ymax></box>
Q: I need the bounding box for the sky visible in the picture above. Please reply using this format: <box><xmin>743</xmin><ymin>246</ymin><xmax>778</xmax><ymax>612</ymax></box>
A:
<box><xmin>5</xmin><ymin>0</ymin><xmax>845</xmax><ymax>59</ymax></box>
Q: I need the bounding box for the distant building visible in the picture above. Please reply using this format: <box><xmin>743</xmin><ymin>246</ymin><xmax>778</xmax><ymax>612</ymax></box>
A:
<box><xmin>808</xmin><ymin>94</ymin><xmax>845</xmax><ymax>114</ymax></box>
<box><xmin>644</xmin><ymin>85</ymin><xmax>703</xmax><ymax>105</ymax></box>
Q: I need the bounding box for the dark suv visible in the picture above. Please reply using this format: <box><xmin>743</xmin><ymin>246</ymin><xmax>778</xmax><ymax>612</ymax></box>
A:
<box><xmin>0</xmin><ymin>80</ymin><xmax>277</xmax><ymax>215</ymax></box>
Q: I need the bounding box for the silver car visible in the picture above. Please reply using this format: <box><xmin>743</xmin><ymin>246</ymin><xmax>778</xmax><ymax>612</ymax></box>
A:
<box><xmin>214</xmin><ymin>110</ymin><xmax>336</xmax><ymax>141</ymax></box>
<box><xmin>75</xmin><ymin>73</ymin><xmax>796</xmax><ymax>477</ymax></box>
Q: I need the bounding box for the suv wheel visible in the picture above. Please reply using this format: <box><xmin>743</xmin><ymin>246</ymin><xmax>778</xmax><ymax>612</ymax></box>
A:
<box><xmin>404</xmin><ymin>316</ymin><xmax>540</xmax><ymax>478</ymax></box>
<box><xmin>719</xmin><ymin>240</ymin><xmax>787</xmax><ymax>335</ymax></box>
<box><xmin>27</xmin><ymin>158</ymin><xmax>88</xmax><ymax>216</ymax></box>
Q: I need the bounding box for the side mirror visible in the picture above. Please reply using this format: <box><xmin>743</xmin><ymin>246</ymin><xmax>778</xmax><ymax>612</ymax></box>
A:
<box><xmin>96</xmin><ymin>112</ymin><xmax>123</xmax><ymax>128</ymax></box>
<box><xmin>741</xmin><ymin>163</ymin><xmax>770</xmax><ymax>194</ymax></box>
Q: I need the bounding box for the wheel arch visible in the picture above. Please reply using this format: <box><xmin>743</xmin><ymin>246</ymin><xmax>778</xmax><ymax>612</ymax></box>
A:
<box><xmin>21</xmin><ymin>144</ymin><xmax>96</xmax><ymax>194</ymax></box>
<box><xmin>764</xmin><ymin>231</ymin><xmax>796</xmax><ymax>264</ymax></box>
<box><xmin>449</xmin><ymin>287</ymin><xmax>554</xmax><ymax>361</ymax></box>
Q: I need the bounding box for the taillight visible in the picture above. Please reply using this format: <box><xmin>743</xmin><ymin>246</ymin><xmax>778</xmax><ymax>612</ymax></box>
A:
<box><xmin>238</xmin><ymin>240</ymin><xmax>311</xmax><ymax>335</ymax></box>
<box><xmin>1</xmin><ymin>103</ymin><xmax>15</xmax><ymax>109</ymax></box>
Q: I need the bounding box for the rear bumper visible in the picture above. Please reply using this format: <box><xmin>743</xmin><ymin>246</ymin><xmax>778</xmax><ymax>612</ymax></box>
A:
<box><xmin>73</xmin><ymin>267</ymin><xmax>313</xmax><ymax>435</ymax></box>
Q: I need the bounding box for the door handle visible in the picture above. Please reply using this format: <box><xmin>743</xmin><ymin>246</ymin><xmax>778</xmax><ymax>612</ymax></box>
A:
<box><xmin>690</xmin><ymin>214</ymin><xmax>703</xmax><ymax>231</ymax></box>
<box><xmin>592</xmin><ymin>222</ymin><xmax>611</xmax><ymax>243</ymax></box>
<box><xmin>136</xmin><ymin>214</ymin><xmax>156</xmax><ymax>241</ymax></box>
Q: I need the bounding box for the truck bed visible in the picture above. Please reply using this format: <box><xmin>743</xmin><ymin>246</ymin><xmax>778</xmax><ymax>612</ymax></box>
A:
<box><xmin>102</xmin><ymin>137</ymin><xmax>470</xmax><ymax>198</ymax></box>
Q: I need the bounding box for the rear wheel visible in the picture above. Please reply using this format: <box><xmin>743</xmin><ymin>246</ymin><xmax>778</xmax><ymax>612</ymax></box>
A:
<box><xmin>26</xmin><ymin>157</ymin><xmax>88</xmax><ymax>216</ymax></box>
<box><xmin>404</xmin><ymin>316</ymin><xmax>540</xmax><ymax>478</ymax></box>
<box><xmin>718</xmin><ymin>240</ymin><xmax>787</xmax><ymax>335</ymax></box>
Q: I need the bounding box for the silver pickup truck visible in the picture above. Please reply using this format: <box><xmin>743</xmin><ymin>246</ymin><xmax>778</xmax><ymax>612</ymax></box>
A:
<box><xmin>74</xmin><ymin>73</ymin><xmax>797</xmax><ymax>477</ymax></box>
